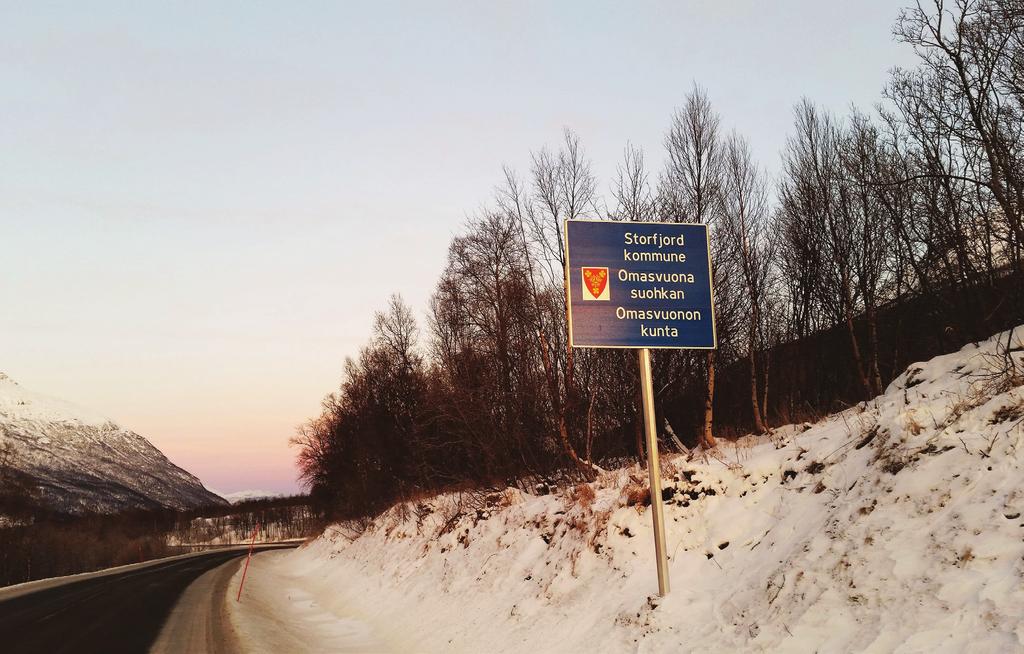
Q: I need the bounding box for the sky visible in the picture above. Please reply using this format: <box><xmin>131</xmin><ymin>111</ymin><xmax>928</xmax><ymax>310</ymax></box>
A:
<box><xmin>0</xmin><ymin>1</ymin><xmax>917</xmax><ymax>495</ymax></box>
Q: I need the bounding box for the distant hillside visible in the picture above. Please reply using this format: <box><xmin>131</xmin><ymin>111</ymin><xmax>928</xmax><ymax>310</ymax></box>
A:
<box><xmin>216</xmin><ymin>489</ymin><xmax>286</xmax><ymax>504</ymax></box>
<box><xmin>0</xmin><ymin>373</ymin><xmax>227</xmax><ymax>514</ymax></box>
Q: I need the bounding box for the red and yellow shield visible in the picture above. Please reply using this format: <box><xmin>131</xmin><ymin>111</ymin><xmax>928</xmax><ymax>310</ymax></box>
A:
<box><xmin>582</xmin><ymin>267</ymin><xmax>609</xmax><ymax>300</ymax></box>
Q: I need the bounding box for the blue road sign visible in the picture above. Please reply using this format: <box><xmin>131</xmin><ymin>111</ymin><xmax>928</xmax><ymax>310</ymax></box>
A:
<box><xmin>565</xmin><ymin>220</ymin><xmax>717</xmax><ymax>349</ymax></box>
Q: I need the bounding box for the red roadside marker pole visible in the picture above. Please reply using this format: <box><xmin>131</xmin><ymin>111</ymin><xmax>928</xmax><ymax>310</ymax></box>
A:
<box><xmin>236</xmin><ymin>521</ymin><xmax>260</xmax><ymax>602</ymax></box>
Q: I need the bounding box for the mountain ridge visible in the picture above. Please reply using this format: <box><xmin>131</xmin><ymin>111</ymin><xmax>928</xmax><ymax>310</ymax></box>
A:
<box><xmin>0</xmin><ymin>374</ymin><xmax>227</xmax><ymax>514</ymax></box>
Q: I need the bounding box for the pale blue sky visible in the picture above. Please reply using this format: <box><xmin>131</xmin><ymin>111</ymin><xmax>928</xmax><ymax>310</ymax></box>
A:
<box><xmin>0</xmin><ymin>1</ymin><xmax>914</xmax><ymax>494</ymax></box>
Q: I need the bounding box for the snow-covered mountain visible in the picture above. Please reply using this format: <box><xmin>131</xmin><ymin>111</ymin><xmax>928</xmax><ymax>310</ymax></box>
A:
<box><xmin>0</xmin><ymin>373</ymin><xmax>227</xmax><ymax>514</ymax></box>
<box><xmin>213</xmin><ymin>489</ymin><xmax>287</xmax><ymax>504</ymax></box>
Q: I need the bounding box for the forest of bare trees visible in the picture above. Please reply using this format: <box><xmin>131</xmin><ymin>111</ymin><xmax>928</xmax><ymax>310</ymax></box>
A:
<box><xmin>294</xmin><ymin>0</ymin><xmax>1024</xmax><ymax>519</ymax></box>
<box><xmin>0</xmin><ymin>495</ymin><xmax>318</xmax><ymax>588</ymax></box>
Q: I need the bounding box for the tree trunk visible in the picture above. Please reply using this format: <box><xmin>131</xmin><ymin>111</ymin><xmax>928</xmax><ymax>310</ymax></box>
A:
<box><xmin>866</xmin><ymin>305</ymin><xmax>883</xmax><ymax>396</ymax></box>
<box><xmin>634</xmin><ymin>384</ymin><xmax>645</xmax><ymax>464</ymax></box>
<box><xmin>761</xmin><ymin>350</ymin><xmax>771</xmax><ymax>427</ymax></box>
<box><xmin>749</xmin><ymin>346</ymin><xmax>766</xmax><ymax>433</ymax></box>
<box><xmin>701</xmin><ymin>351</ymin><xmax>718</xmax><ymax>448</ymax></box>
<box><xmin>585</xmin><ymin>392</ymin><xmax>595</xmax><ymax>464</ymax></box>
<box><xmin>539</xmin><ymin>331</ymin><xmax>592</xmax><ymax>479</ymax></box>
<box><xmin>844</xmin><ymin>309</ymin><xmax>872</xmax><ymax>399</ymax></box>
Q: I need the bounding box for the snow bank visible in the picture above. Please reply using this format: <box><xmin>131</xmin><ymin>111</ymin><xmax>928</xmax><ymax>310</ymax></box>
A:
<box><xmin>228</xmin><ymin>550</ymin><xmax>397</xmax><ymax>653</ymax></box>
<box><xmin>239</xmin><ymin>326</ymin><xmax>1024</xmax><ymax>653</ymax></box>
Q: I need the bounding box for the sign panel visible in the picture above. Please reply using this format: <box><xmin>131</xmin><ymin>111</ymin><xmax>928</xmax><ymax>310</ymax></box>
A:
<box><xmin>565</xmin><ymin>220</ymin><xmax>717</xmax><ymax>349</ymax></box>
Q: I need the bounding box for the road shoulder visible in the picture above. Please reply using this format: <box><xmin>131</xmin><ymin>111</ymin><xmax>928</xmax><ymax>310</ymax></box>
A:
<box><xmin>150</xmin><ymin>555</ymin><xmax>243</xmax><ymax>654</ymax></box>
<box><xmin>226</xmin><ymin>549</ymin><xmax>395</xmax><ymax>653</ymax></box>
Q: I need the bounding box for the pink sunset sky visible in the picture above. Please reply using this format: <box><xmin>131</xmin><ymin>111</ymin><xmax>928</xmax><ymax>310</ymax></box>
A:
<box><xmin>0</xmin><ymin>1</ymin><xmax>912</xmax><ymax>495</ymax></box>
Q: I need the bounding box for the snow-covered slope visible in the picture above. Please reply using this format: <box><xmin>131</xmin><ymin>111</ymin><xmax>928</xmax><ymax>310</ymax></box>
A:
<box><xmin>236</xmin><ymin>325</ymin><xmax>1024</xmax><ymax>653</ymax></box>
<box><xmin>0</xmin><ymin>374</ymin><xmax>226</xmax><ymax>514</ymax></box>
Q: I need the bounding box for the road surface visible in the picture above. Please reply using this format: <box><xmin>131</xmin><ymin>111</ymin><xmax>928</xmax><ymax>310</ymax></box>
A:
<box><xmin>0</xmin><ymin>545</ymin><xmax>294</xmax><ymax>654</ymax></box>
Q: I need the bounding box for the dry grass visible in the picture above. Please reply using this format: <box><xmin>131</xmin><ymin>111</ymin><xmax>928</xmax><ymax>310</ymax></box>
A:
<box><xmin>990</xmin><ymin>398</ymin><xmax>1024</xmax><ymax>425</ymax></box>
<box><xmin>905</xmin><ymin>412</ymin><xmax>925</xmax><ymax>436</ymax></box>
<box><xmin>904</xmin><ymin>366</ymin><xmax>926</xmax><ymax>388</ymax></box>
<box><xmin>588</xmin><ymin>508</ymin><xmax>613</xmax><ymax>553</ymax></box>
<box><xmin>660</xmin><ymin>455</ymin><xmax>680</xmax><ymax>478</ymax></box>
<box><xmin>729</xmin><ymin>436</ymin><xmax>758</xmax><ymax>466</ymax></box>
<box><xmin>944</xmin><ymin>385</ymin><xmax>989</xmax><ymax>427</ymax></box>
<box><xmin>495</xmin><ymin>488</ymin><xmax>522</xmax><ymax>508</ymax></box>
<box><xmin>568</xmin><ymin>483</ymin><xmax>597</xmax><ymax>511</ymax></box>
<box><xmin>621</xmin><ymin>478</ymin><xmax>650</xmax><ymax>511</ymax></box>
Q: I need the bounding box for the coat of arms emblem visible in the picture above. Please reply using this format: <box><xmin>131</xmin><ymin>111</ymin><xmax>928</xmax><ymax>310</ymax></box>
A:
<box><xmin>582</xmin><ymin>267</ymin><xmax>610</xmax><ymax>300</ymax></box>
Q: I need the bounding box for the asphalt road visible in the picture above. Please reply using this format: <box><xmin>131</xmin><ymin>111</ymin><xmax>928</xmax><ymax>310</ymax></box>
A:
<box><xmin>0</xmin><ymin>546</ymin><xmax>293</xmax><ymax>654</ymax></box>
<box><xmin>149</xmin><ymin>548</ymin><xmax>248</xmax><ymax>654</ymax></box>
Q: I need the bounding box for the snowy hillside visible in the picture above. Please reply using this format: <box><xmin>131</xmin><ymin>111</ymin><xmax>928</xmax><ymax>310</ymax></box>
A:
<box><xmin>215</xmin><ymin>489</ymin><xmax>286</xmax><ymax>504</ymax></box>
<box><xmin>0</xmin><ymin>374</ymin><xmax>226</xmax><ymax>514</ymax></box>
<box><xmin>233</xmin><ymin>325</ymin><xmax>1024</xmax><ymax>653</ymax></box>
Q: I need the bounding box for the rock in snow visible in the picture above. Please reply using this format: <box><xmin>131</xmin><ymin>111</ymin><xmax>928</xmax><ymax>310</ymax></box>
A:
<box><xmin>237</xmin><ymin>325</ymin><xmax>1024</xmax><ymax>653</ymax></box>
<box><xmin>0</xmin><ymin>374</ymin><xmax>226</xmax><ymax>514</ymax></box>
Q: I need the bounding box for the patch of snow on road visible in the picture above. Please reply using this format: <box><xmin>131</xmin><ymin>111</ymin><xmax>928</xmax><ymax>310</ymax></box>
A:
<box><xmin>251</xmin><ymin>326</ymin><xmax>1024</xmax><ymax>653</ymax></box>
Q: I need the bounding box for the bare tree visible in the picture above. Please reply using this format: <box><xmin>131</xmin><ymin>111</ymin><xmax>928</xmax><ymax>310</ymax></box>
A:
<box><xmin>893</xmin><ymin>0</ymin><xmax>1024</xmax><ymax>265</ymax></box>
<box><xmin>519</xmin><ymin>129</ymin><xmax>601</xmax><ymax>476</ymax></box>
<box><xmin>717</xmin><ymin>132</ymin><xmax>775</xmax><ymax>431</ymax></box>
<box><xmin>662</xmin><ymin>85</ymin><xmax>723</xmax><ymax>448</ymax></box>
<box><xmin>291</xmin><ymin>3</ymin><xmax>1024</xmax><ymax>521</ymax></box>
<box><xmin>841</xmin><ymin>110</ymin><xmax>898</xmax><ymax>394</ymax></box>
<box><xmin>612</xmin><ymin>144</ymin><xmax>656</xmax><ymax>222</ymax></box>
<box><xmin>779</xmin><ymin>101</ymin><xmax>878</xmax><ymax>397</ymax></box>
<box><xmin>374</xmin><ymin>294</ymin><xmax>420</xmax><ymax>374</ymax></box>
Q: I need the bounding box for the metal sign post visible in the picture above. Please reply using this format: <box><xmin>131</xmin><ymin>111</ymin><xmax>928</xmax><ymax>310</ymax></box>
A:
<box><xmin>564</xmin><ymin>219</ymin><xmax>717</xmax><ymax>598</ymax></box>
<box><xmin>638</xmin><ymin>347</ymin><xmax>670</xmax><ymax>596</ymax></box>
